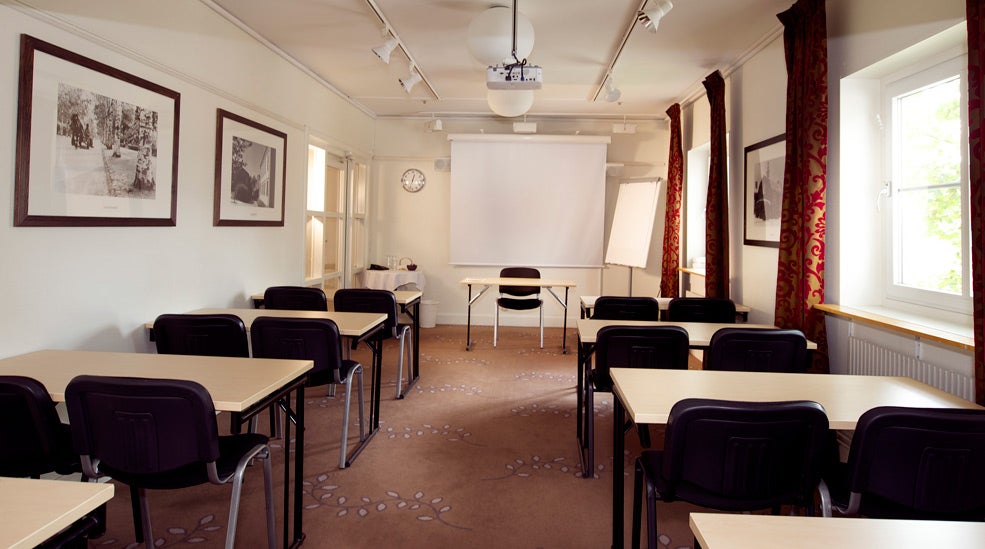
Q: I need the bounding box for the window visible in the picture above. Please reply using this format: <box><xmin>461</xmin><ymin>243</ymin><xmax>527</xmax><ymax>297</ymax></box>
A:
<box><xmin>882</xmin><ymin>55</ymin><xmax>969</xmax><ymax>312</ymax></box>
<box><xmin>839</xmin><ymin>23</ymin><xmax>971</xmax><ymax>329</ymax></box>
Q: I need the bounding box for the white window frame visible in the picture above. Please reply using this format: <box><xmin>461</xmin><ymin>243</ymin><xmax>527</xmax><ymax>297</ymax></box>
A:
<box><xmin>881</xmin><ymin>54</ymin><xmax>971</xmax><ymax>315</ymax></box>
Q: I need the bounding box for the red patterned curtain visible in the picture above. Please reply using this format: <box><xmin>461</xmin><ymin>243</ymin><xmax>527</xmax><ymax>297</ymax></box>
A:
<box><xmin>968</xmin><ymin>0</ymin><xmax>985</xmax><ymax>404</ymax></box>
<box><xmin>703</xmin><ymin>71</ymin><xmax>729</xmax><ymax>298</ymax></box>
<box><xmin>775</xmin><ymin>0</ymin><xmax>829</xmax><ymax>373</ymax></box>
<box><xmin>660</xmin><ymin>103</ymin><xmax>684</xmax><ymax>298</ymax></box>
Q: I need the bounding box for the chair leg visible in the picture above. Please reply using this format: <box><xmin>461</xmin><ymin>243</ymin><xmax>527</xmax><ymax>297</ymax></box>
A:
<box><xmin>135</xmin><ymin>486</ymin><xmax>154</xmax><ymax>549</ymax></box>
<box><xmin>261</xmin><ymin>450</ymin><xmax>276</xmax><ymax>549</ymax></box>
<box><xmin>129</xmin><ymin>485</ymin><xmax>144</xmax><ymax>543</ymax></box>
<box><xmin>645</xmin><ymin>474</ymin><xmax>658</xmax><ymax>549</ymax></box>
<box><xmin>494</xmin><ymin>305</ymin><xmax>499</xmax><ymax>347</ymax></box>
<box><xmin>395</xmin><ymin>327</ymin><xmax>410</xmax><ymax>399</ymax></box>
<box><xmin>339</xmin><ymin>380</ymin><xmax>353</xmax><ymax>469</ymax></box>
<box><xmin>538</xmin><ymin>304</ymin><xmax>544</xmax><ymax>348</ymax></box>
<box><xmin>584</xmin><ymin>384</ymin><xmax>595</xmax><ymax>477</ymax></box>
<box><xmin>223</xmin><ymin>446</ymin><xmax>275</xmax><ymax>549</ymax></box>
<box><xmin>632</xmin><ymin>459</ymin><xmax>644</xmax><ymax>548</ymax></box>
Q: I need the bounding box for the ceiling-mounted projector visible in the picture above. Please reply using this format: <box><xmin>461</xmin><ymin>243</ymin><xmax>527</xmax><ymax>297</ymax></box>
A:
<box><xmin>487</xmin><ymin>65</ymin><xmax>543</xmax><ymax>90</ymax></box>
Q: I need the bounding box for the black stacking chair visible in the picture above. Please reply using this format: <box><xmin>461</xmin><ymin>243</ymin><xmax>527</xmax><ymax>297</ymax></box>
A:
<box><xmin>333</xmin><ymin>288</ymin><xmax>413</xmax><ymax>399</ymax></box>
<box><xmin>0</xmin><ymin>375</ymin><xmax>79</xmax><ymax>478</ymax></box>
<box><xmin>251</xmin><ymin>316</ymin><xmax>366</xmax><ymax>469</ymax></box>
<box><xmin>591</xmin><ymin>296</ymin><xmax>661</xmax><ymax>321</ymax></box>
<box><xmin>152</xmin><ymin>313</ymin><xmax>249</xmax><ymax>358</ymax></box>
<box><xmin>263</xmin><ymin>285</ymin><xmax>329</xmax><ymax>311</ymax></box>
<box><xmin>65</xmin><ymin>375</ymin><xmax>276</xmax><ymax>549</ymax></box>
<box><xmin>705</xmin><ymin>327</ymin><xmax>808</xmax><ymax>372</ymax></box>
<box><xmin>632</xmin><ymin>398</ymin><xmax>831</xmax><ymax>549</ymax></box>
<box><xmin>821</xmin><ymin>406</ymin><xmax>985</xmax><ymax>521</ymax></box>
<box><xmin>582</xmin><ymin>325</ymin><xmax>689</xmax><ymax>477</ymax></box>
<box><xmin>0</xmin><ymin>376</ymin><xmax>105</xmax><ymax>546</ymax></box>
<box><xmin>666</xmin><ymin>297</ymin><xmax>737</xmax><ymax>323</ymax></box>
<box><xmin>494</xmin><ymin>267</ymin><xmax>543</xmax><ymax>348</ymax></box>
<box><xmin>152</xmin><ymin>313</ymin><xmax>254</xmax><ymax>433</ymax></box>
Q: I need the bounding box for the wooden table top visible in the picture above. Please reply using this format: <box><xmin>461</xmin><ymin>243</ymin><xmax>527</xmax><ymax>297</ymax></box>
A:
<box><xmin>579</xmin><ymin>295</ymin><xmax>752</xmax><ymax>314</ymax></box>
<box><xmin>689</xmin><ymin>513</ymin><xmax>985</xmax><ymax>549</ymax></box>
<box><xmin>147</xmin><ymin>308</ymin><xmax>386</xmax><ymax>338</ymax></box>
<box><xmin>460</xmin><ymin>277</ymin><xmax>577</xmax><ymax>288</ymax></box>
<box><xmin>251</xmin><ymin>289</ymin><xmax>423</xmax><ymax>306</ymax></box>
<box><xmin>576</xmin><ymin>318</ymin><xmax>814</xmax><ymax>349</ymax></box>
<box><xmin>0</xmin><ymin>477</ymin><xmax>113</xmax><ymax>549</ymax></box>
<box><xmin>610</xmin><ymin>367</ymin><xmax>980</xmax><ymax>430</ymax></box>
<box><xmin>0</xmin><ymin>350</ymin><xmax>312</xmax><ymax>412</ymax></box>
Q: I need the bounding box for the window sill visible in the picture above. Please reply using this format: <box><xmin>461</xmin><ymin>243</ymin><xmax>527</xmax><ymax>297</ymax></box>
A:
<box><xmin>814</xmin><ymin>303</ymin><xmax>974</xmax><ymax>351</ymax></box>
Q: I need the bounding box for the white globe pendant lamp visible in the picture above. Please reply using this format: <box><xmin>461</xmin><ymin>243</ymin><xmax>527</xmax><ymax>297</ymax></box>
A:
<box><xmin>467</xmin><ymin>6</ymin><xmax>534</xmax><ymax>66</ymax></box>
<box><xmin>487</xmin><ymin>89</ymin><xmax>534</xmax><ymax>118</ymax></box>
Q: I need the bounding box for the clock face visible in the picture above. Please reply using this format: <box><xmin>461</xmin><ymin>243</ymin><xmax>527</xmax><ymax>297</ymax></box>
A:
<box><xmin>401</xmin><ymin>168</ymin><xmax>426</xmax><ymax>193</ymax></box>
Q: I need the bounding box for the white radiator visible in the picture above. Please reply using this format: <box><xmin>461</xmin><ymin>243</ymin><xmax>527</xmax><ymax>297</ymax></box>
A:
<box><xmin>847</xmin><ymin>336</ymin><xmax>974</xmax><ymax>401</ymax></box>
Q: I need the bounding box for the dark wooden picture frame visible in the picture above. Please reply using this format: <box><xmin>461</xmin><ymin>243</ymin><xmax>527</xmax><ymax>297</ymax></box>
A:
<box><xmin>743</xmin><ymin>134</ymin><xmax>786</xmax><ymax>248</ymax></box>
<box><xmin>213</xmin><ymin>109</ymin><xmax>287</xmax><ymax>227</ymax></box>
<box><xmin>14</xmin><ymin>34</ymin><xmax>180</xmax><ymax>227</ymax></box>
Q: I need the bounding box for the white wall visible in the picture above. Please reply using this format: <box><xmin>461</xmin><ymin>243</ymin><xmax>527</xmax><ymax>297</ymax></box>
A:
<box><xmin>0</xmin><ymin>0</ymin><xmax>374</xmax><ymax>357</ymax></box>
<box><xmin>369</xmin><ymin>117</ymin><xmax>668</xmax><ymax>327</ymax></box>
<box><xmin>730</xmin><ymin>34</ymin><xmax>786</xmax><ymax>324</ymax></box>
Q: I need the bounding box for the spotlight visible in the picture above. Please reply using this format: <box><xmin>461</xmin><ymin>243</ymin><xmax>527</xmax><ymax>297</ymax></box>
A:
<box><xmin>638</xmin><ymin>0</ymin><xmax>673</xmax><ymax>33</ymax></box>
<box><xmin>372</xmin><ymin>36</ymin><xmax>399</xmax><ymax>64</ymax></box>
<box><xmin>426</xmin><ymin>115</ymin><xmax>443</xmax><ymax>132</ymax></box>
<box><xmin>604</xmin><ymin>76</ymin><xmax>621</xmax><ymax>102</ymax></box>
<box><xmin>399</xmin><ymin>64</ymin><xmax>422</xmax><ymax>93</ymax></box>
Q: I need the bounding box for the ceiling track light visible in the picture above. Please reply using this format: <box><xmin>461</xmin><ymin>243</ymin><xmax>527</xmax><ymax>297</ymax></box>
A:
<box><xmin>364</xmin><ymin>0</ymin><xmax>440</xmax><ymax>100</ymax></box>
<box><xmin>591</xmin><ymin>0</ymin><xmax>647</xmax><ymax>103</ymax></box>
<box><xmin>372</xmin><ymin>33</ymin><xmax>399</xmax><ymax>64</ymax></box>
<box><xmin>638</xmin><ymin>0</ymin><xmax>673</xmax><ymax>33</ymax></box>
<box><xmin>604</xmin><ymin>75</ymin><xmax>622</xmax><ymax>102</ymax></box>
<box><xmin>399</xmin><ymin>63</ymin><xmax>422</xmax><ymax>93</ymax></box>
<box><xmin>426</xmin><ymin>113</ymin><xmax>443</xmax><ymax>132</ymax></box>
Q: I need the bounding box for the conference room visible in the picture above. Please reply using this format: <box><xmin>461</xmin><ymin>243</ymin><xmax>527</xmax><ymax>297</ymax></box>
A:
<box><xmin>2</xmin><ymin>0</ymin><xmax>984</xmax><ymax>547</ymax></box>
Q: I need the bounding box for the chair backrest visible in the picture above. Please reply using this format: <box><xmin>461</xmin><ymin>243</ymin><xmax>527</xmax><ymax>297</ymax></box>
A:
<box><xmin>333</xmin><ymin>288</ymin><xmax>400</xmax><ymax>337</ymax></box>
<box><xmin>591</xmin><ymin>296</ymin><xmax>661</xmax><ymax>321</ymax></box>
<box><xmin>152</xmin><ymin>313</ymin><xmax>249</xmax><ymax>357</ymax></box>
<box><xmin>666</xmin><ymin>297</ymin><xmax>736</xmax><ymax>323</ymax></box>
<box><xmin>264</xmin><ymin>286</ymin><xmax>329</xmax><ymax>311</ymax></box>
<box><xmin>65</xmin><ymin>375</ymin><xmax>220</xmax><ymax>480</ymax></box>
<box><xmin>661</xmin><ymin>398</ymin><xmax>830</xmax><ymax>510</ymax></box>
<box><xmin>498</xmin><ymin>267</ymin><xmax>541</xmax><ymax>298</ymax></box>
<box><xmin>705</xmin><ymin>328</ymin><xmax>808</xmax><ymax>373</ymax></box>
<box><xmin>0</xmin><ymin>376</ymin><xmax>75</xmax><ymax>477</ymax></box>
<box><xmin>845</xmin><ymin>406</ymin><xmax>985</xmax><ymax>520</ymax></box>
<box><xmin>251</xmin><ymin>316</ymin><xmax>345</xmax><ymax>385</ymax></box>
<box><xmin>594</xmin><ymin>326</ymin><xmax>690</xmax><ymax>388</ymax></box>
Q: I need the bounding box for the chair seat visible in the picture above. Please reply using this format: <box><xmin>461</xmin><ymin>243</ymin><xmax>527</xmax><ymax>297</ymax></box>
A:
<box><xmin>497</xmin><ymin>297</ymin><xmax>542</xmax><ymax>310</ymax></box>
<box><xmin>101</xmin><ymin>432</ymin><xmax>269</xmax><ymax>490</ymax></box>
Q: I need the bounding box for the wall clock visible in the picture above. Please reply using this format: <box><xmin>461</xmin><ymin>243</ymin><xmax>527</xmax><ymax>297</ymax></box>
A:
<box><xmin>401</xmin><ymin>168</ymin><xmax>426</xmax><ymax>193</ymax></box>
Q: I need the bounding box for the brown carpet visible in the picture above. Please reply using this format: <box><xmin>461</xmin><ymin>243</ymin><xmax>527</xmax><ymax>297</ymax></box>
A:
<box><xmin>91</xmin><ymin>325</ymin><xmax>701</xmax><ymax>548</ymax></box>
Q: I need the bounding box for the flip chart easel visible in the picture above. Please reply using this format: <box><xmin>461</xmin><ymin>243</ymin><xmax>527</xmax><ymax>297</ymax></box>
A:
<box><xmin>604</xmin><ymin>179</ymin><xmax>662</xmax><ymax>295</ymax></box>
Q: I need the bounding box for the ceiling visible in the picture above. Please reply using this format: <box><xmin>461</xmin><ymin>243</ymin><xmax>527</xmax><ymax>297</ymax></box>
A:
<box><xmin>206</xmin><ymin>0</ymin><xmax>792</xmax><ymax>120</ymax></box>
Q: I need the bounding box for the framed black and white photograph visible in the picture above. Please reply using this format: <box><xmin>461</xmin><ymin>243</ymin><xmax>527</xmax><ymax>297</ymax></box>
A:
<box><xmin>213</xmin><ymin>109</ymin><xmax>287</xmax><ymax>227</ymax></box>
<box><xmin>743</xmin><ymin>134</ymin><xmax>786</xmax><ymax>248</ymax></box>
<box><xmin>14</xmin><ymin>34</ymin><xmax>179</xmax><ymax>227</ymax></box>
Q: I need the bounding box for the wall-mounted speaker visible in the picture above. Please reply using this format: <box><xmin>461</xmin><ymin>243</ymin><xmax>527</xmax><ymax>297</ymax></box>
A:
<box><xmin>434</xmin><ymin>158</ymin><xmax>451</xmax><ymax>171</ymax></box>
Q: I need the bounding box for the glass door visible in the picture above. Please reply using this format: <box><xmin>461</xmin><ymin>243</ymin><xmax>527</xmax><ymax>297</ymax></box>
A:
<box><xmin>305</xmin><ymin>145</ymin><xmax>368</xmax><ymax>292</ymax></box>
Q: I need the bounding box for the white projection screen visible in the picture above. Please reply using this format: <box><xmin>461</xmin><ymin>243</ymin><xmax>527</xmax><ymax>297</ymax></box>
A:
<box><xmin>449</xmin><ymin>134</ymin><xmax>609</xmax><ymax>267</ymax></box>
